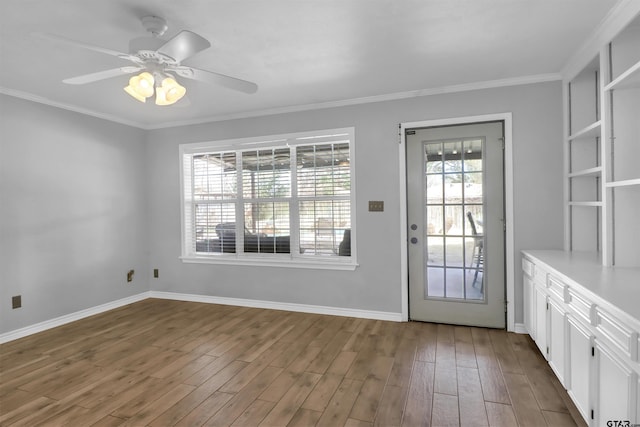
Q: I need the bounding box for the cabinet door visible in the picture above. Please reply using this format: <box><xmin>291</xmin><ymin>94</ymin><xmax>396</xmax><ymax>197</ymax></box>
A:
<box><xmin>534</xmin><ymin>285</ymin><xmax>548</xmax><ymax>358</ymax></box>
<box><xmin>637</xmin><ymin>377</ymin><xmax>640</xmax><ymax>424</ymax></box>
<box><xmin>548</xmin><ymin>299</ymin><xmax>567</xmax><ymax>385</ymax></box>
<box><xmin>567</xmin><ymin>316</ymin><xmax>592</xmax><ymax>423</ymax></box>
<box><xmin>523</xmin><ymin>275</ymin><xmax>535</xmax><ymax>337</ymax></box>
<box><xmin>595</xmin><ymin>341</ymin><xmax>637</xmax><ymax>425</ymax></box>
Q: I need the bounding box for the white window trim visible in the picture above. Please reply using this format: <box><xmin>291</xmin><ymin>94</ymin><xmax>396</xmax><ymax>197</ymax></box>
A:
<box><xmin>179</xmin><ymin>127</ymin><xmax>358</xmax><ymax>270</ymax></box>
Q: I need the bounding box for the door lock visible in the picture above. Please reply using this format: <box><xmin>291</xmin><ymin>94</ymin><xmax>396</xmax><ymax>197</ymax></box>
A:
<box><xmin>411</xmin><ymin>237</ymin><xmax>418</xmax><ymax>244</ymax></box>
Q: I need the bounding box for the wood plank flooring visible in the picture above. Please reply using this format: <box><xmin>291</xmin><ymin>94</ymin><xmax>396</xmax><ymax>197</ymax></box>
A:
<box><xmin>0</xmin><ymin>299</ymin><xmax>586</xmax><ymax>426</ymax></box>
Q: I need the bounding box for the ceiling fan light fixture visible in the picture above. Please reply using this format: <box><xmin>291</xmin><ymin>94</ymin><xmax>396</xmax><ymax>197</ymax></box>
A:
<box><xmin>124</xmin><ymin>71</ymin><xmax>155</xmax><ymax>102</ymax></box>
<box><xmin>155</xmin><ymin>77</ymin><xmax>186</xmax><ymax>106</ymax></box>
<box><xmin>44</xmin><ymin>18</ymin><xmax>258</xmax><ymax>107</ymax></box>
<box><xmin>124</xmin><ymin>84</ymin><xmax>147</xmax><ymax>102</ymax></box>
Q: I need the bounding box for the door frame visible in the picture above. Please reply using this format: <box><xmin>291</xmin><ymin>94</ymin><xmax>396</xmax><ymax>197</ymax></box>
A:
<box><xmin>399</xmin><ymin>113</ymin><xmax>515</xmax><ymax>331</ymax></box>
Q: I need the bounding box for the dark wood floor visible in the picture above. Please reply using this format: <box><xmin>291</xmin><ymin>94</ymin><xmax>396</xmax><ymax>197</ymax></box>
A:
<box><xmin>0</xmin><ymin>299</ymin><xmax>585</xmax><ymax>426</ymax></box>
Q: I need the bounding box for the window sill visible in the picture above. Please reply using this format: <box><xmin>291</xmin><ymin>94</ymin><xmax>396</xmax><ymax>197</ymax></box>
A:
<box><xmin>180</xmin><ymin>254</ymin><xmax>358</xmax><ymax>271</ymax></box>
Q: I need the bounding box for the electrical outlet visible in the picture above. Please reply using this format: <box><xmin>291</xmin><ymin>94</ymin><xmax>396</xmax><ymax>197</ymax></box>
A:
<box><xmin>127</xmin><ymin>270</ymin><xmax>134</xmax><ymax>282</ymax></box>
<box><xmin>153</xmin><ymin>268</ymin><xmax>159</xmax><ymax>278</ymax></box>
<box><xmin>12</xmin><ymin>295</ymin><xmax>21</xmax><ymax>309</ymax></box>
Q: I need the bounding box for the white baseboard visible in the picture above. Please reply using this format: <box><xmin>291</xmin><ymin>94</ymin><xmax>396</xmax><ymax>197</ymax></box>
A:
<box><xmin>0</xmin><ymin>292</ymin><xmax>150</xmax><ymax>344</ymax></box>
<box><xmin>149</xmin><ymin>291</ymin><xmax>403</xmax><ymax>322</ymax></box>
<box><xmin>513</xmin><ymin>322</ymin><xmax>529</xmax><ymax>334</ymax></box>
<box><xmin>0</xmin><ymin>291</ymin><xmax>410</xmax><ymax>344</ymax></box>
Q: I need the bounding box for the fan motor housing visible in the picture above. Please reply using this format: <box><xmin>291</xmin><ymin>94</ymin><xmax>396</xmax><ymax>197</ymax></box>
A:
<box><xmin>141</xmin><ymin>16</ymin><xmax>168</xmax><ymax>36</ymax></box>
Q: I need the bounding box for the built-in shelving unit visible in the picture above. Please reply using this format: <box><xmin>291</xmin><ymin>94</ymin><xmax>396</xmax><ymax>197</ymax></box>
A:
<box><xmin>603</xmin><ymin>13</ymin><xmax>640</xmax><ymax>268</ymax></box>
<box><xmin>565</xmin><ymin>54</ymin><xmax>602</xmax><ymax>254</ymax></box>
<box><xmin>564</xmin><ymin>12</ymin><xmax>640</xmax><ymax>268</ymax></box>
<box><xmin>525</xmin><ymin>6</ymin><xmax>640</xmax><ymax>426</ymax></box>
<box><xmin>604</xmin><ymin>60</ymin><xmax>640</xmax><ymax>90</ymax></box>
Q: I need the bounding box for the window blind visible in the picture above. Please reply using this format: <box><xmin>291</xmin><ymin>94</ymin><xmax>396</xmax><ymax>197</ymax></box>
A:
<box><xmin>181</xmin><ymin>128</ymin><xmax>355</xmax><ymax>264</ymax></box>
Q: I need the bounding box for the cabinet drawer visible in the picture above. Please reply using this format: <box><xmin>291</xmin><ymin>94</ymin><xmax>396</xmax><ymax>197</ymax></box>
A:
<box><xmin>548</xmin><ymin>276</ymin><xmax>568</xmax><ymax>302</ymax></box>
<box><xmin>522</xmin><ymin>257</ymin><xmax>535</xmax><ymax>277</ymax></box>
<box><xmin>567</xmin><ymin>289</ymin><xmax>593</xmax><ymax>324</ymax></box>
<box><xmin>594</xmin><ymin>307</ymin><xmax>638</xmax><ymax>361</ymax></box>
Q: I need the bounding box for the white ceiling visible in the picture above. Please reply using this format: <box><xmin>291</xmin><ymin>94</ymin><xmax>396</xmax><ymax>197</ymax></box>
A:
<box><xmin>0</xmin><ymin>0</ymin><xmax>620</xmax><ymax>129</ymax></box>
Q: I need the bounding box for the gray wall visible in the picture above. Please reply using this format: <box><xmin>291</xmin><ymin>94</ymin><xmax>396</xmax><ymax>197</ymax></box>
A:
<box><xmin>146</xmin><ymin>81</ymin><xmax>565</xmax><ymax>323</ymax></box>
<box><xmin>0</xmin><ymin>81</ymin><xmax>563</xmax><ymax>334</ymax></box>
<box><xmin>0</xmin><ymin>95</ymin><xmax>148</xmax><ymax>333</ymax></box>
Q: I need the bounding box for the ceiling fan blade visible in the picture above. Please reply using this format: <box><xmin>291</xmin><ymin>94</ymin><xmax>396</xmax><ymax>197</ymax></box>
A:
<box><xmin>156</xmin><ymin>30</ymin><xmax>210</xmax><ymax>63</ymax></box>
<box><xmin>32</xmin><ymin>32</ymin><xmax>138</xmax><ymax>62</ymax></box>
<box><xmin>63</xmin><ymin>67</ymin><xmax>141</xmax><ymax>84</ymax></box>
<box><xmin>171</xmin><ymin>66</ymin><xmax>258</xmax><ymax>94</ymax></box>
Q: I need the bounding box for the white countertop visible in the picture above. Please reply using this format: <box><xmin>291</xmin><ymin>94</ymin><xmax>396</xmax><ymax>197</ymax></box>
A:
<box><xmin>522</xmin><ymin>250</ymin><xmax>640</xmax><ymax>323</ymax></box>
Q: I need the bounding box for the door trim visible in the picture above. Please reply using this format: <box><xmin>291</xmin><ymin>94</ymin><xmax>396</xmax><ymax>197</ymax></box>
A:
<box><xmin>399</xmin><ymin>113</ymin><xmax>515</xmax><ymax>331</ymax></box>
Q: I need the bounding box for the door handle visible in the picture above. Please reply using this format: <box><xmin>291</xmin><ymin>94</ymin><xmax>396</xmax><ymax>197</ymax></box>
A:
<box><xmin>410</xmin><ymin>237</ymin><xmax>418</xmax><ymax>244</ymax></box>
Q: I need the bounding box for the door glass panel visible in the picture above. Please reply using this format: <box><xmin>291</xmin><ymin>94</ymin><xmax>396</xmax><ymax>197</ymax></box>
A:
<box><xmin>444</xmin><ymin>205</ymin><xmax>464</xmax><ymax>236</ymax></box>
<box><xmin>444</xmin><ymin>173</ymin><xmax>463</xmax><ymax>203</ymax></box>
<box><xmin>426</xmin><ymin>205</ymin><xmax>443</xmax><ymax>236</ymax></box>
<box><xmin>425</xmin><ymin>142</ymin><xmax>444</xmax><ymax>172</ymax></box>
<box><xmin>426</xmin><ymin>267</ymin><xmax>444</xmax><ymax>298</ymax></box>
<box><xmin>426</xmin><ymin>175</ymin><xmax>443</xmax><ymax>204</ymax></box>
<box><xmin>446</xmin><ymin>268</ymin><xmax>464</xmax><ymax>298</ymax></box>
<box><xmin>463</xmin><ymin>139</ymin><xmax>483</xmax><ymax>171</ymax></box>
<box><xmin>464</xmin><ymin>172</ymin><xmax>483</xmax><ymax>203</ymax></box>
<box><xmin>427</xmin><ymin>236</ymin><xmax>444</xmax><ymax>266</ymax></box>
<box><xmin>446</xmin><ymin>236</ymin><xmax>465</xmax><ymax>268</ymax></box>
<box><xmin>424</xmin><ymin>138</ymin><xmax>485</xmax><ymax>301</ymax></box>
<box><xmin>443</xmin><ymin>141</ymin><xmax>463</xmax><ymax>172</ymax></box>
<box><xmin>464</xmin><ymin>205</ymin><xmax>483</xmax><ymax>235</ymax></box>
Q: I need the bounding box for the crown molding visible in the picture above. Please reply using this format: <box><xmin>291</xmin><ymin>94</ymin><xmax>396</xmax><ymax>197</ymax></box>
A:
<box><xmin>148</xmin><ymin>73</ymin><xmax>561</xmax><ymax>129</ymax></box>
<box><xmin>2</xmin><ymin>73</ymin><xmax>561</xmax><ymax>131</ymax></box>
<box><xmin>0</xmin><ymin>86</ymin><xmax>143</xmax><ymax>129</ymax></box>
<box><xmin>561</xmin><ymin>0</ymin><xmax>640</xmax><ymax>81</ymax></box>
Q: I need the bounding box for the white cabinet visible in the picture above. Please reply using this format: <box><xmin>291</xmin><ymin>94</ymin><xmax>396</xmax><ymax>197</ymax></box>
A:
<box><xmin>567</xmin><ymin>315</ymin><xmax>592</xmax><ymax>422</ymax></box>
<box><xmin>534</xmin><ymin>284</ymin><xmax>548</xmax><ymax>359</ymax></box>
<box><xmin>522</xmin><ymin>251</ymin><xmax>640</xmax><ymax>426</ymax></box>
<box><xmin>523</xmin><ymin>274</ymin><xmax>534</xmax><ymax>336</ymax></box>
<box><xmin>548</xmin><ymin>298</ymin><xmax>567</xmax><ymax>384</ymax></box>
<box><xmin>594</xmin><ymin>341</ymin><xmax>637</xmax><ymax>426</ymax></box>
<box><xmin>637</xmin><ymin>377</ymin><xmax>640</xmax><ymax>424</ymax></box>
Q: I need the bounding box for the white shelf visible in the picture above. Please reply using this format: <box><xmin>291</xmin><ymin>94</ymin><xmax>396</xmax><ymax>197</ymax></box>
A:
<box><xmin>605</xmin><ymin>60</ymin><xmax>640</xmax><ymax>91</ymax></box>
<box><xmin>606</xmin><ymin>178</ymin><xmax>640</xmax><ymax>188</ymax></box>
<box><xmin>568</xmin><ymin>121</ymin><xmax>601</xmax><ymax>141</ymax></box>
<box><xmin>568</xmin><ymin>166</ymin><xmax>602</xmax><ymax>178</ymax></box>
<box><xmin>563</xmin><ymin>12</ymin><xmax>640</xmax><ymax>268</ymax></box>
<box><xmin>569</xmin><ymin>201</ymin><xmax>603</xmax><ymax>207</ymax></box>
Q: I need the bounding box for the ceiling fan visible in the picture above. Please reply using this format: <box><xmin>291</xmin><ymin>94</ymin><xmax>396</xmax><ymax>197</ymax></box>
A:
<box><xmin>35</xmin><ymin>16</ymin><xmax>258</xmax><ymax>106</ymax></box>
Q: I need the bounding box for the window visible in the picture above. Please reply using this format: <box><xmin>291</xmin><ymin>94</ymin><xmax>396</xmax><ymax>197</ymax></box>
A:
<box><xmin>180</xmin><ymin>128</ymin><xmax>356</xmax><ymax>269</ymax></box>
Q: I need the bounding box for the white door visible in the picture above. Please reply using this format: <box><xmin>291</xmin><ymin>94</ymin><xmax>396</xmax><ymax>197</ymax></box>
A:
<box><xmin>407</xmin><ymin>122</ymin><xmax>505</xmax><ymax>328</ymax></box>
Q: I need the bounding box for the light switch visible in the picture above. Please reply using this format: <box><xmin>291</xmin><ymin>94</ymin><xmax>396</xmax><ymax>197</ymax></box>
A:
<box><xmin>369</xmin><ymin>201</ymin><xmax>384</xmax><ymax>212</ymax></box>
